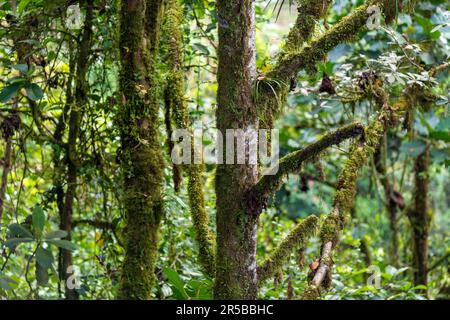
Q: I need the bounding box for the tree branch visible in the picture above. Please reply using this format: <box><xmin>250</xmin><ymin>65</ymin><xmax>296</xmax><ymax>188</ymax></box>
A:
<box><xmin>302</xmin><ymin>88</ymin><xmax>412</xmax><ymax>300</ymax></box>
<box><xmin>245</xmin><ymin>122</ymin><xmax>364</xmax><ymax>216</ymax></box>
<box><xmin>163</xmin><ymin>0</ymin><xmax>216</xmax><ymax>277</ymax></box>
<box><xmin>268</xmin><ymin>1</ymin><xmax>380</xmax><ymax>83</ymax></box>
<box><xmin>258</xmin><ymin>215</ymin><xmax>319</xmax><ymax>283</ymax></box>
<box><xmin>280</xmin><ymin>0</ymin><xmax>333</xmax><ymax>58</ymax></box>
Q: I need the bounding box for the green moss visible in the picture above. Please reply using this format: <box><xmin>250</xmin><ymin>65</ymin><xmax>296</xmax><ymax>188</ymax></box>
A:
<box><xmin>304</xmin><ymin>86</ymin><xmax>413</xmax><ymax>299</ymax></box>
<box><xmin>258</xmin><ymin>215</ymin><xmax>319</xmax><ymax>283</ymax></box>
<box><xmin>247</xmin><ymin>122</ymin><xmax>364</xmax><ymax>217</ymax></box>
<box><xmin>116</xmin><ymin>0</ymin><xmax>165</xmax><ymax>300</ymax></box>
<box><xmin>187</xmin><ymin>165</ymin><xmax>216</xmax><ymax>277</ymax></box>
<box><xmin>162</xmin><ymin>0</ymin><xmax>216</xmax><ymax>277</ymax></box>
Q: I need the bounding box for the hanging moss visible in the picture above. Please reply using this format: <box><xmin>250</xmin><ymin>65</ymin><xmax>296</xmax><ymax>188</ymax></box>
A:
<box><xmin>258</xmin><ymin>215</ymin><xmax>319</xmax><ymax>283</ymax></box>
<box><xmin>187</xmin><ymin>165</ymin><xmax>216</xmax><ymax>276</ymax></box>
<box><xmin>162</xmin><ymin>0</ymin><xmax>216</xmax><ymax>277</ymax></box>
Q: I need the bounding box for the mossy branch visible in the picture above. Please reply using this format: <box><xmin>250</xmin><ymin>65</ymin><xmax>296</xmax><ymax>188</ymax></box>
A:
<box><xmin>280</xmin><ymin>0</ymin><xmax>333</xmax><ymax>58</ymax></box>
<box><xmin>302</xmin><ymin>88</ymin><xmax>412</xmax><ymax>300</ymax></box>
<box><xmin>268</xmin><ymin>1</ymin><xmax>380</xmax><ymax>83</ymax></box>
<box><xmin>163</xmin><ymin>0</ymin><xmax>216</xmax><ymax>277</ymax></box>
<box><xmin>187</xmin><ymin>165</ymin><xmax>216</xmax><ymax>277</ymax></box>
<box><xmin>257</xmin><ymin>215</ymin><xmax>319</xmax><ymax>283</ymax></box>
<box><xmin>245</xmin><ymin>122</ymin><xmax>364</xmax><ymax>217</ymax></box>
<box><xmin>257</xmin><ymin>1</ymin><xmax>387</xmax><ymax>130</ymax></box>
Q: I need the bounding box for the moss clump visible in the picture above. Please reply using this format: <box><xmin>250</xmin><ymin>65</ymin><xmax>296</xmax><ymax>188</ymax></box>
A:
<box><xmin>281</xmin><ymin>0</ymin><xmax>333</xmax><ymax>56</ymax></box>
<box><xmin>320</xmin><ymin>213</ymin><xmax>341</xmax><ymax>245</ymax></box>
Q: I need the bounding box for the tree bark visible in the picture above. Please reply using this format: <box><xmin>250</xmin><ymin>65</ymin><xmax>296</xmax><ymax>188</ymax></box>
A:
<box><xmin>374</xmin><ymin>138</ymin><xmax>400</xmax><ymax>266</ymax></box>
<box><xmin>407</xmin><ymin>145</ymin><xmax>431</xmax><ymax>290</ymax></box>
<box><xmin>214</xmin><ymin>0</ymin><xmax>259</xmax><ymax>299</ymax></box>
<box><xmin>59</xmin><ymin>0</ymin><xmax>94</xmax><ymax>300</ymax></box>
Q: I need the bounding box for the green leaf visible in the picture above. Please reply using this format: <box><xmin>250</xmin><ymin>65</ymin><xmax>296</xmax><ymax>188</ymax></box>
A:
<box><xmin>0</xmin><ymin>83</ymin><xmax>22</xmax><ymax>103</ymax></box>
<box><xmin>435</xmin><ymin>117</ymin><xmax>450</xmax><ymax>131</ymax></box>
<box><xmin>45</xmin><ymin>239</ymin><xmax>77</xmax><ymax>251</ymax></box>
<box><xmin>44</xmin><ymin>230</ymin><xmax>68</xmax><ymax>240</ymax></box>
<box><xmin>12</xmin><ymin>64</ymin><xmax>29</xmax><ymax>74</ymax></box>
<box><xmin>32</xmin><ymin>206</ymin><xmax>46</xmax><ymax>234</ymax></box>
<box><xmin>0</xmin><ymin>276</ymin><xmax>18</xmax><ymax>291</ymax></box>
<box><xmin>163</xmin><ymin>267</ymin><xmax>190</xmax><ymax>299</ymax></box>
<box><xmin>191</xmin><ymin>43</ymin><xmax>210</xmax><ymax>55</ymax></box>
<box><xmin>3</xmin><ymin>237</ymin><xmax>34</xmax><ymax>249</ymax></box>
<box><xmin>430</xmin><ymin>131</ymin><xmax>450</xmax><ymax>142</ymax></box>
<box><xmin>35</xmin><ymin>263</ymin><xmax>49</xmax><ymax>286</ymax></box>
<box><xmin>413</xmin><ymin>285</ymin><xmax>428</xmax><ymax>290</ymax></box>
<box><xmin>400</xmin><ymin>140</ymin><xmax>427</xmax><ymax>157</ymax></box>
<box><xmin>36</xmin><ymin>247</ymin><xmax>54</xmax><ymax>269</ymax></box>
<box><xmin>25</xmin><ymin>83</ymin><xmax>44</xmax><ymax>101</ymax></box>
<box><xmin>18</xmin><ymin>0</ymin><xmax>33</xmax><ymax>13</ymax></box>
<box><xmin>8</xmin><ymin>223</ymin><xmax>33</xmax><ymax>238</ymax></box>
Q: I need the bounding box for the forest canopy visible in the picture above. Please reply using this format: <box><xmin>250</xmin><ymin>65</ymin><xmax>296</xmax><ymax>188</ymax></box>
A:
<box><xmin>0</xmin><ymin>0</ymin><xmax>449</xmax><ymax>301</ymax></box>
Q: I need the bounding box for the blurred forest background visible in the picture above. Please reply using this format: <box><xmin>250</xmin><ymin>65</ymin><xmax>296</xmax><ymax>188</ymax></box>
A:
<box><xmin>0</xmin><ymin>0</ymin><xmax>449</xmax><ymax>300</ymax></box>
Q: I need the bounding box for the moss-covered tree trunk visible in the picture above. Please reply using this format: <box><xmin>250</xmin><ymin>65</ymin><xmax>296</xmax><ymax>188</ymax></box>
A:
<box><xmin>214</xmin><ymin>0</ymin><xmax>259</xmax><ymax>299</ymax></box>
<box><xmin>117</xmin><ymin>0</ymin><xmax>165</xmax><ymax>299</ymax></box>
<box><xmin>408</xmin><ymin>145</ymin><xmax>431</xmax><ymax>290</ymax></box>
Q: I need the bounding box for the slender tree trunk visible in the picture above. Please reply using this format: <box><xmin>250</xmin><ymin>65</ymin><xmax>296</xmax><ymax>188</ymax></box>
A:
<box><xmin>58</xmin><ymin>0</ymin><xmax>94</xmax><ymax>300</ymax></box>
<box><xmin>214</xmin><ymin>0</ymin><xmax>259</xmax><ymax>299</ymax></box>
<box><xmin>408</xmin><ymin>145</ymin><xmax>431</xmax><ymax>290</ymax></box>
<box><xmin>117</xmin><ymin>0</ymin><xmax>165</xmax><ymax>300</ymax></box>
<box><xmin>0</xmin><ymin>133</ymin><xmax>13</xmax><ymax>222</ymax></box>
<box><xmin>374</xmin><ymin>138</ymin><xmax>400</xmax><ymax>266</ymax></box>
<box><xmin>54</xmin><ymin>38</ymin><xmax>75</xmax><ymax>299</ymax></box>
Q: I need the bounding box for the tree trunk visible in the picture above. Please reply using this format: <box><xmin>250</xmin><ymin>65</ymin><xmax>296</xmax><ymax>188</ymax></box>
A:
<box><xmin>408</xmin><ymin>145</ymin><xmax>431</xmax><ymax>290</ymax></box>
<box><xmin>59</xmin><ymin>0</ymin><xmax>94</xmax><ymax>300</ymax></box>
<box><xmin>214</xmin><ymin>0</ymin><xmax>259</xmax><ymax>299</ymax></box>
<box><xmin>117</xmin><ymin>0</ymin><xmax>165</xmax><ymax>300</ymax></box>
<box><xmin>374</xmin><ymin>138</ymin><xmax>400</xmax><ymax>266</ymax></box>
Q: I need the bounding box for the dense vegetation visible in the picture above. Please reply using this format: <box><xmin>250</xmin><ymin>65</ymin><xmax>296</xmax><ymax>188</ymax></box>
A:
<box><xmin>0</xmin><ymin>0</ymin><xmax>449</xmax><ymax>300</ymax></box>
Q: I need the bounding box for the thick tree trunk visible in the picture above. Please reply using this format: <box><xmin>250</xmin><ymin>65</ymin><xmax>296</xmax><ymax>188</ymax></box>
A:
<box><xmin>117</xmin><ymin>0</ymin><xmax>164</xmax><ymax>300</ymax></box>
<box><xmin>214</xmin><ymin>0</ymin><xmax>259</xmax><ymax>299</ymax></box>
<box><xmin>408</xmin><ymin>145</ymin><xmax>431</xmax><ymax>290</ymax></box>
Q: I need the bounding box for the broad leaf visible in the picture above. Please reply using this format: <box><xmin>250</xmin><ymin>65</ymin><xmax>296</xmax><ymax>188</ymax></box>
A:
<box><xmin>25</xmin><ymin>83</ymin><xmax>44</xmax><ymax>101</ymax></box>
<box><xmin>36</xmin><ymin>247</ymin><xmax>54</xmax><ymax>269</ymax></box>
<box><xmin>8</xmin><ymin>223</ymin><xmax>33</xmax><ymax>238</ymax></box>
<box><xmin>32</xmin><ymin>206</ymin><xmax>46</xmax><ymax>235</ymax></box>
<box><xmin>46</xmin><ymin>239</ymin><xmax>77</xmax><ymax>251</ymax></box>
<box><xmin>35</xmin><ymin>263</ymin><xmax>49</xmax><ymax>286</ymax></box>
<box><xmin>3</xmin><ymin>237</ymin><xmax>34</xmax><ymax>249</ymax></box>
<box><xmin>44</xmin><ymin>230</ymin><xmax>68</xmax><ymax>240</ymax></box>
<box><xmin>0</xmin><ymin>83</ymin><xmax>22</xmax><ymax>102</ymax></box>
